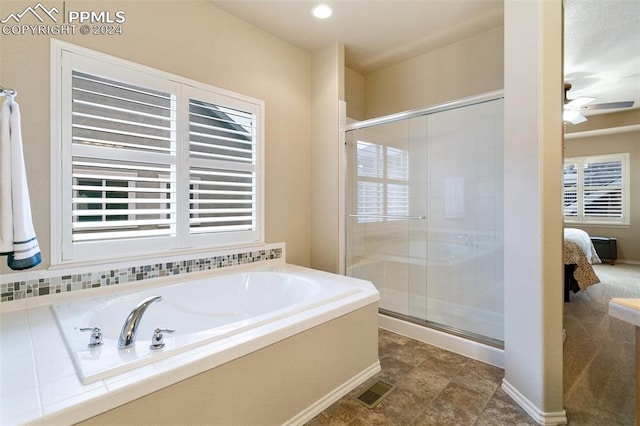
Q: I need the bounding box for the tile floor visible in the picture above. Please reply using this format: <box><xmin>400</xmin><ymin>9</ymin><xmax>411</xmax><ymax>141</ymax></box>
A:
<box><xmin>309</xmin><ymin>264</ymin><xmax>640</xmax><ymax>425</ymax></box>
<box><xmin>562</xmin><ymin>263</ymin><xmax>638</xmax><ymax>425</ymax></box>
<box><xmin>308</xmin><ymin>328</ymin><xmax>536</xmax><ymax>425</ymax></box>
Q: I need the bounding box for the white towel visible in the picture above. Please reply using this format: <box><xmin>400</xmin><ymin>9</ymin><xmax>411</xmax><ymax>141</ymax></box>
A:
<box><xmin>0</xmin><ymin>97</ymin><xmax>41</xmax><ymax>270</ymax></box>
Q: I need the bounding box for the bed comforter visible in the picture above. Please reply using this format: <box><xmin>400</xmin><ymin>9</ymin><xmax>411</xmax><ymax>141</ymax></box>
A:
<box><xmin>563</xmin><ymin>228</ymin><xmax>601</xmax><ymax>291</ymax></box>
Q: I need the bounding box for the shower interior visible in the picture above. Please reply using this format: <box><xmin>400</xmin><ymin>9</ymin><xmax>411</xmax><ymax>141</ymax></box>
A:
<box><xmin>345</xmin><ymin>93</ymin><xmax>504</xmax><ymax>346</ymax></box>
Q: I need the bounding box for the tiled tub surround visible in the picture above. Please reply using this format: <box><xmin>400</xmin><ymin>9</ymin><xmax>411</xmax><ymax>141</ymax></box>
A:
<box><xmin>1</xmin><ymin>246</ymin><xmax>283</xmax><ymax>303</ymax></box>
<box><xmin>0</xmin><ymin>258</ymin><xmax>380</xmax><ymax>425</ymax></box>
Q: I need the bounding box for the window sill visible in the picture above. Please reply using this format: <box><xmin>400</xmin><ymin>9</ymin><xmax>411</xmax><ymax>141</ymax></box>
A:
<box><xmin>564</xmin><ymin>222</ymin><xmax>630</xmax><ymax>229</ymax></box>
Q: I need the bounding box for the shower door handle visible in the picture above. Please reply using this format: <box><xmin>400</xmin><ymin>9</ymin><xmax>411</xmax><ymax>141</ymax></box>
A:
<box><xmin>348</xmin><ymin>214</ymin><xmax>426</xmax><ymax>220</ymax></box>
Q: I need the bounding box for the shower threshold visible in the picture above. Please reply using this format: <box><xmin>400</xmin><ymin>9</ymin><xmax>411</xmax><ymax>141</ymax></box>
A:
<box><xmin>378</xmin><ymin>308</ymin><xmax>504</xmax><ymax>349</ymax></box>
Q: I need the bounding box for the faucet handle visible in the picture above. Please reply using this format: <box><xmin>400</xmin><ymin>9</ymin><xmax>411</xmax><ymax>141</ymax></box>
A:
<box><xmin>150</xmin><ymin>328</ymin><xmax>175</xmax><ymax>350</ymax></box>
<box><xmin>79</xmin><ymin>327</ymin><xmax>104</xmax><ymax>348</ymax></box>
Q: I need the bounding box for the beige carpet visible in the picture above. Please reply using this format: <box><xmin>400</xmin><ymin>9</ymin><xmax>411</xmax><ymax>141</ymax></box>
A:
<box><xmin>564</xmin><ymin>263</ymin><xmax>640</xmax><ymax>425</ymax></box>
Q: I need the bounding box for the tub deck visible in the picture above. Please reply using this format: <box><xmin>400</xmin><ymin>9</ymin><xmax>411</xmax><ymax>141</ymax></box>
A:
<box><xmin>0</xmin><ymin>262</ymin><xmax>379</xmax><ymax>425</ymax></box>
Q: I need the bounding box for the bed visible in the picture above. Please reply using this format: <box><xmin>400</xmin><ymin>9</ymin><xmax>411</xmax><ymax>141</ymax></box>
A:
<box><xmin>563</xmin><ymin>228</ymin><xmax>601</xmax><ymax>302</ymax></box>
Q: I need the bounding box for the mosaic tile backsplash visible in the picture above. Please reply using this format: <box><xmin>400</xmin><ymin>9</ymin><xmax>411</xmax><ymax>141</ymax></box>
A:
<box><xmin>1</xmin><ymin>247</ymin><xmax>283</xmax><ymax>303</ymax></box>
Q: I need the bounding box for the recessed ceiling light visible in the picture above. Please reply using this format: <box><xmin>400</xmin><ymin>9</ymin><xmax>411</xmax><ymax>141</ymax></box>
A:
<box><xmin>312</xmin><ymin>4</ymin><xmax>332</xmax><ymax>19</ymax></box>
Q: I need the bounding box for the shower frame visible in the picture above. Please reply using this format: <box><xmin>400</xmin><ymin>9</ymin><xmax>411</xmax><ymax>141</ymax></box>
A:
<box><xmin>342</xmin><ymin>90</ymin><xmax>505</xmax><ymax>351</ymax></box>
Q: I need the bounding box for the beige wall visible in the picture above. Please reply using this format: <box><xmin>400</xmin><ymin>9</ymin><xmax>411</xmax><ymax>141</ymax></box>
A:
<box><xmin>345</xmin><ymin>67</ymin><xmax>365</xmax><ymax>121</ymax></box>
<box><xmin>564</xmin><ymin>127</ymin><xmax>640</xmax><ymax>263</ymax></box>
<box><xmin>0</xmin><ymin>1</ymin><xmax>312</xmax><ymax>273</ymax></box>
<box><xmin>362</xmin><ymin>26</ymin><xmax>504</xmax><ymax>118</ymax></box>
<box><xmin>310</xmin><ymin>42</ymin><xmax>344</xmax><ymax>274</ymax></box>
<box><xmin>565</xmin><ymin>109</ymin><xmax>640</xmax><ymax>135</ymax></box>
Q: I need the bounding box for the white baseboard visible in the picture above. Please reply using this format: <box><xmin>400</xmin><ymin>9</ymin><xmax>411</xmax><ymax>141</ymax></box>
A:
<box><xmin>284</xmin><ymin>361</ymin><xmax>381</xmax><ymax>425</ymax></box>
<box><xmin>502</xmin><ymin>379</ymin><xmax>568</xmax><ymax>425</ymax></box>
<box><xmin>378</xmin><ymin>314</ymin><xmax>505</xmax><ymax>368</ymax></box>
<box><xmin>617</xmin><ymin>259</ymin><xmax>640</xmax><ymax>266</ymax></box>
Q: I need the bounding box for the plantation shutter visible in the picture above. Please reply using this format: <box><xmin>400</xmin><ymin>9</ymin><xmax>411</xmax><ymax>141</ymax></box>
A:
<box><xmin>583</xmin><ymin>158</ymin><xmax>623</xmax><ymax>219</ymax></box>
<box><xmin>386</xmin><ymin>147</ymin><xmax>409</xmax><ymax>218</ymax></box>
<box><xmin>70</xmin><ymin>70</ymin><xmax>177</xmax><ymax>243</ymax></box>
<box><xmin>356</xmin><ymin>141</ymin><xmax>384</xmax><ymax>222</ymax></box>
<box><xmin>187</xmin><ymin>92</ymin><xmax>258</xmax><ymax>238</ymax></box>
<box><xmin>355</xmin><ymin>141</ymin><xmax>409</xmax><ymax>222</ymax></box>
<box><xmin>56</xmin><ymin>44</ymin><xmax>264</xmax><ymax>264</ymax></box>
<box><xmin>563</xmin><ymin>154</ymin><xmax>628</xmax><ymax>225</ymax></box>
<box><xmin>563</xmin><ymin>162</ymin><xmax>578</xmax><ymax>217</ymax></box>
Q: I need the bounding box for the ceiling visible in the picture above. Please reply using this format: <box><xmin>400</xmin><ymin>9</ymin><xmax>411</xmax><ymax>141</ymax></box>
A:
<box><xmin>211</xmin><ymin>0</ymin><xmax>503</xmax><ymax>74</ymax></box>
<box><xmin>564</xmin><ymin>0</ymin><xmax>640</xmax><ymax>117</ymax></box>
<box><xmin>212</xmin><ymin>0</ymin><xmax>640</xmax><ymax>118</ymax></box>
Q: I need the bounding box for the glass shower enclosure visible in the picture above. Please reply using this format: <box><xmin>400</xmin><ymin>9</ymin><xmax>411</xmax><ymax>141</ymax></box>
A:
<box><xmin>345</xmin><ymin>92</ymin><xmax>504</xmax><ymax>345</ymax></box>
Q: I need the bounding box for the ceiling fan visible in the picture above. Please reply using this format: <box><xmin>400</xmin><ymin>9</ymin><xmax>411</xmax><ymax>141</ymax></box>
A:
<box><xmin>563</xmin><ymin>83</ymin><xmax>635</xmax><ymax>125</ymax></box>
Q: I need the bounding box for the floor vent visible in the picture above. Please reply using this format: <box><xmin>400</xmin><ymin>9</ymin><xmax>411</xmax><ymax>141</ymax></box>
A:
<box><xmin>357</xmin><ymin>380</ymin><xmax>395</xmax><ymax>408</ymax></box>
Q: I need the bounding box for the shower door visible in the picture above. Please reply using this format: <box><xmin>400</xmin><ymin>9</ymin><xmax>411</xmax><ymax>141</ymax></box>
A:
<box><xmin>421</xmin><ymin>99</ymin><xmax>504</xmax><ymax>343</ymax></box>
<box><xmin>345</xmin><ymin>95</ymin><xmax>504</xmax><ymax>346</ymax></box>
<box><xmin>345</xmin><ymin>117</ymin><xmax>427</xmax><ymax>318</ymax></box>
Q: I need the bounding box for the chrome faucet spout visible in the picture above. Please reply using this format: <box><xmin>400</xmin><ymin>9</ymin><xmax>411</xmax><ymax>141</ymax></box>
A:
<box><xmin>118</xmin><ymin>295</ymin><xmax>162</xmax><ymax>349</ymax></box>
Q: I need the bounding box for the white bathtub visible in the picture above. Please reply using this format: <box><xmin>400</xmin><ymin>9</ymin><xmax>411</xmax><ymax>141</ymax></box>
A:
<box><xmin>52</xmin><ymin>264</ymin><xmax>379</xmax><ymax>385</ymax></box>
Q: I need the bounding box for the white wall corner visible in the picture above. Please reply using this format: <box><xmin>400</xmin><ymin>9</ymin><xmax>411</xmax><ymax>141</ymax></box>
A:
<box><xmin>338</xmin><ymin>99</ymin><xmax>347</xmax><ymax>275</ymax></box>
<box><xmin>503</xmin><ymin>0</ymin><xmax>564</xmax><ymax>419</ymax></box>
<box><xmin>310</xmin><ymin>42</ymin><xmax>345</xmax><ymax>273</ymax></box>
<box><xmin>502</xmin><ymin>380</ymin><xmax>568</xmax><ymax>425</ymax></box>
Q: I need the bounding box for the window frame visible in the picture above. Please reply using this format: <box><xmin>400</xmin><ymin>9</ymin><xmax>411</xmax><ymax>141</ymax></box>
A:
<box><xmin>563</xmin><ymin>152</ymin><xmax>630</xmax><ymax>226</ymax></box>
<box><xmin>51</xmin><ymin>40</ymin><xmax>264</xmax><ymax>265</ymax></box>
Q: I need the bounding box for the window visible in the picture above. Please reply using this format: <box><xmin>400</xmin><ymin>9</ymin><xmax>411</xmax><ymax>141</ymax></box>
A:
<box><xmin>563</xmin><ymin>153</ymin><xmax>630</xmax><ymax>225</ymax></box>
<box><xmin>356</xmin><ymin>141</ymin><xmax>409</xmax><ymax>222</ymax></box>
<box><xmin>52</xmin><ymin>41</ymin><xmax>263</xmax><ymax>264</ymax></box>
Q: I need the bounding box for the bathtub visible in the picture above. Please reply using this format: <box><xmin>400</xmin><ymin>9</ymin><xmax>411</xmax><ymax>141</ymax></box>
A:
<box><xmin>52</xmin><ymin>264</ymin><xmax>379</xmax><ymax>386</ymax></box>
<box><xmin>0</xmin><ymin>260</ymin><xmax>382</xmax><ymax>424</ymax></box>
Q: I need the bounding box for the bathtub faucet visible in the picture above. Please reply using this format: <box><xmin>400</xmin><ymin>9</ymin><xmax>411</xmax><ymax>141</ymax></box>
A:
<box><xmin>118</xmin><ymin>295</ymin><xmax>163</xmax><ymax>349</ymax></box>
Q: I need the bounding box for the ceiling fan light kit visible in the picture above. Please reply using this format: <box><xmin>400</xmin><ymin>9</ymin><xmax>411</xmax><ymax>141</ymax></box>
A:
<box><xmin>563</xmin><ymin>83</ymin><xmax>635</xmax><ymax>125</ymax></box>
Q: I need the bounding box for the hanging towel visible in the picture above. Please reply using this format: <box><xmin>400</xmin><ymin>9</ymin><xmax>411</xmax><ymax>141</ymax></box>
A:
<box><xmin>0</xmin><ymin>97</ymin><xmax>41</xmax><ymax>270</ymax></box>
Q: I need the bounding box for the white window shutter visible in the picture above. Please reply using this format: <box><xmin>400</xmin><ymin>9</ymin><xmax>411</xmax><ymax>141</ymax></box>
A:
<box><xmin>563</xmin><ymin>162</ymin><xmax>578</xmax><ymax>217</ymax></box>
<box><xmin>54</xmin><ymin>43</ymin><xmax>264</xmax><ymax>264</ymax></box>
<box><xmin>183</xmin><ymin>86</ymin><xmax>262</xmax><ymax>247</ymax></box>
<box><xmin>355</xmin><ymin>141</ymin><xmax>409</xmax><ymax>222</ymax></box>
<box><xmin>188</xmin><ymin>98</ymin><xmax>256</xmax><ymax>234</ymax></box>
<box><xmin>70</xmin><ymin>70</ymin><xmax>177</xmax><ymax>243</ymax></box>
<box><xmin>563</xmin><ymin>154</ymin><xmax>629</xmax><ymax>225</ymax></box>
<box><xmin>583</xmin><ymin>159</ymin><xmax>623</xmax><ymax>219</ymax></box>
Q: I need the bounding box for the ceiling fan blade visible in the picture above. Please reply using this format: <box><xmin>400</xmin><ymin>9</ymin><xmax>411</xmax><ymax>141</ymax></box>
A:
<box><xmin>570</xmin><ymin>114</ymin><xmax>587</xmax><ymax>124</ymax></box>
<box><xmin>563</xmin><ymin>110</ymin><xmax>587</xmax><ymax>124</ymax></box>
<box><xmin>565</xmin><ymin>96</ymin><xmax>595</xmax><ymax>109</ymax></box>
<box><xmin>581</xmin><ymin>101</ymin><xmax>635</xmax><ymax>110</ymax></box>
